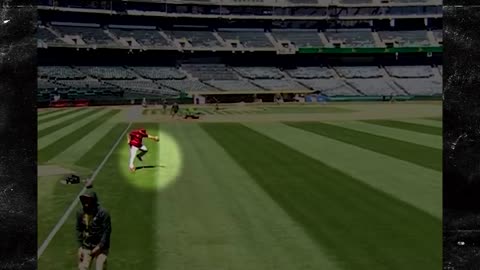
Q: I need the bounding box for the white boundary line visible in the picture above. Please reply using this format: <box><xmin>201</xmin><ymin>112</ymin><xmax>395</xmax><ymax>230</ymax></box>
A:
<box><xmin>37</xmin><ymin>122</ymin><xmax>132</xmax><ymax>258</ymax></box>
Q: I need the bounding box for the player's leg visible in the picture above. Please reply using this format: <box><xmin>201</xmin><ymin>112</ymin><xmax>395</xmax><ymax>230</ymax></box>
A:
<box><xmin>136</xmin><ymin>145</ymin><xmax>148</xmax><ymax>161</ymax></box>
<box><xmin>78</xmin><ymin>248</ymin><xmax>92</xmax><ymax>270</ymax></box>
<box><xmin>129</xmin><ymin>146</ymin><xmax>138</xmax><ymax>171</ymax></box>
<box><xmin>95</xmin><ymin>253</ymin><xmax>108</xmax><ymax>270</ymax></box>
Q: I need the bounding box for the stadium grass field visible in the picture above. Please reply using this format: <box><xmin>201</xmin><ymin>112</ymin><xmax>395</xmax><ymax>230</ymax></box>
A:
<box><xmin>37</xmin><ymin>102</ymin><xmax>442</xmax><ymax>270</ymax></box>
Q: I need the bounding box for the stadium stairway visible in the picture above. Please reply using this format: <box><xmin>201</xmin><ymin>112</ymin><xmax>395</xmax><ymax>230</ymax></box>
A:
<box><xmin>427</xmin><ymin>30</ymin><xmax>439</xmax><ymax>46</ymax></box>
<box><xmin>212</xmin><ymin>31</ymin><xmax>229</xmax><ymax>48</ymax></box>
<box><xmin>379</xmin><ymin>66</ymin><xmax>410</xmax><ymax>95</ymax></box>
<box><xmin>104</xmin><ymin>30</ymin><xmax>123</xmax><ymax>46</ymax></box>
<box><xmin>265</xmin><ymin>32</ymin><xmax>283</xmax><ymax>51</ymax></box>
<box><xmin>159</xmin><ymin>30</ymin><xmax>178</xmax><ymax>49</ymax></box>
<box><xmin>431</xmin><ymin>65</ymin><xmax>442</xmax><ymax>82</ymax></box>
<box><xmin>50</xmin><ymin>26</ymin><xmax>82</xmax><ymax>45</ymax></box>
<box><xmin>178</xmin><ymin>66</ymin><xmax>194</xmax><ymax>80</ymax></box>
<box><xmin>318</xmin><ymin>32</ymin><xmax>332</xmax><ymax>47</ymax></box>
<box><xmin>372</xmin><ymin>32</ymin><xmax>385</xmax><ymax>47</ymax></box>
<box><xmin>44</xmin><ymin>26</ymin><xmax>66</xmax><ymax>44</ymax></box>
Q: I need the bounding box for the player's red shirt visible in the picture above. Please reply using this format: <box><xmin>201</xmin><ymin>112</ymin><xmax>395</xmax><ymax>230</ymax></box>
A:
<box><xmin>129</xmin><ymin>129</ymin><xmax>148</xmax><ymax>147</ymax></box>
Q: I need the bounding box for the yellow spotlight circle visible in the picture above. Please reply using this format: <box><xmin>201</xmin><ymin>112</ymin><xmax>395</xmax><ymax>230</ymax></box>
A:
<box><xmin>120</xmin><ymin>131</ymin><xmax>182</xmax><ymax>191</ymax></box>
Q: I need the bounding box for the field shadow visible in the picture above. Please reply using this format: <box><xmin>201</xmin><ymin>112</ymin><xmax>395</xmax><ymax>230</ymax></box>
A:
<box><xmin>135</xmin><ymin>165</ymin><xmax>165</xmax><ymax>170</ymax></box>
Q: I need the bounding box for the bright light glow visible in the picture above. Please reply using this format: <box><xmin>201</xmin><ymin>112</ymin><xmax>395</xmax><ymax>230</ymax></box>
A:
<box><xmin>120</xmin><ymin>131</ymin><xmax>182</xmax><ymax>191</ymax></box>
<box><xmin>3</xmin><ymin>20</ymin><xmax>10</xmax><ymax>24</ymax></box>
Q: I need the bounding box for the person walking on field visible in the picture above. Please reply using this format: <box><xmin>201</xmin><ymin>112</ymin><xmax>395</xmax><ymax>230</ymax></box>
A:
<box><xmin>162</xmin><ymin>99</ymin><xmax>167</xmax><ymax>114</ymax></box>
<box><xmin>76</xmin><ymin>191</ymin><xmax>111</xmax><ymax>270</ymax></box>
<box><xmin>171</xmin><ymin>102</ymin><xmax>180</xmax><ymax>118</ymax></box>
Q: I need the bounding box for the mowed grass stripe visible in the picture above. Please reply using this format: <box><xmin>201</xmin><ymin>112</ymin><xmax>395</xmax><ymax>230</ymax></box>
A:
<box><xmin>50</xmin><ymin>120</ymin><xmax>122</xmax><ymax>166</ymax></box>
<box><xmin>37</xmin><ymin>110</ymin><xmax>54</xmax><ymax>116</ymax></box>
<box><xmin>287</xmin><ymin>122</ymin><xmax>441</xmax><ymax>171</ymax></box>
<box><xmin>154</xmin><ymin>124</ymin><xmax>338</xmax><ymax>270</ymax></box>
<box><xmin>202</xmin><ymin>109</ymin><xmax>214</xmax><ymax>115</ymax></box>
<box><xmin>38</xmin><ymin>110</ymin><xmax>120</xmax><ymax>163</ymax></box>
<box><xmin>397</xmin><ymin>118</ymin><xmax>442</xmax><ymax>128</ymax></box>
<box><xmin>74</xmin><ymin>123</ymin><xmax>129</xmax><ymax>170</ymax></box>
<box><xmin>38</xmin><ymin>109</ymin><xmax>113</xmax><ymax>150</ymax></box>
<box><xmin>362</xmin><ymin>120</ymin><xmax>441</xmax><ymax>136</ymax></box>
<box><xmin>327</xmin><ymin>121</ymin><xmax>442</xmax><ymax>150</ymax></box>
<box><xmin>38</xmin><ymin>108</ymin><xmax>84</xmax><ymax>124</ymax></box>
<box><xmin>38</xmin><ymin>108</ymin><xmax>75</xmax><ymax>117</ymax></box>
<box><xmin>38</xmin><ymin>109</ymin><xmax>101</xmax><ymax>137</ymax></box>
<box><xmin>38</xmin><ymin>109</ymin><xmax>65</xmax><ymax>117</ymax></box>
<box><xmin>245</xmin><ymin>122</ymin><xmax>441</xmax><ymax>218</ymax></box>
<box><xmin>202</xmin><ymin>123</ymin><xmax>441</xmax><ymax>270</ymax></box>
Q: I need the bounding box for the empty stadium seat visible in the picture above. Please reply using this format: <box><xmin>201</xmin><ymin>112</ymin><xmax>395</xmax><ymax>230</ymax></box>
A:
<box><xmin>131</xmin><ymin>67</ymin><xmax>186</xmax><ymax>80</ymax></box>
<box><xmin>170</xmin><ymin>31</ymin><xmax>221</xmax><ymax>47</ymax></box>
<box><xmin>395</xmin><ymin>78</ymin><xmax>442</xmax><ymax>95</ymax></box>
<box><xmin>218</xmin><ymin>29</ymin><xmax>273</xmax><ymax>48</ymax></box>
<box><xmin>252</xmin><ymin>79</ymin><xmax>307</xmax><ymax>91</ymax></box>
<box><xmin>54</xmin><ymin>25</ymin><xmax>115</xmax><ymax>45</ymax></box>
<box><xmin>38</xmin><ymin>66</ymin><xmax>86</xmax><ymax>79</ymax></box>
<box><xmin>109</xmin><ymin>27</ymin><xmax>170</xmax><ymax>46</ymax></box>
<box><xmin>235</xmin><ymin>67</ymin><xmax>284</xmax><ymax>79</ymax></box>
<box><xmin>346</xmin><ymin>79</ymin><xmax>403</xmax><ymax>95</ymax></box>
<box><xmin>325</xmin><ymin>29</ymin><xmax>375</xmax><ymax>47</ymax></box>
<box><xmin>38</xmin><ymin>27</ymin><xmax>64</xmax><ymax>44</ymax></box>
<box><xmin>339</xmin><ymin>0</ymin><xmax>373</xmax><ymax>3</ymax></box>
<box><xmin>158</xmin><ymin>80</ymin><xmax>219</xmax><ymax>92</ymax></box>
<box><xmin>56</xmin><ymin>79</ymin><xmax>113</xmax><ymax>89</ymax></box>
<box><xmin>182</xmin><ymin>64</ymin><xmax>238</xmax><ymax>80</ymax></box>
<box><xmin>335</xmin><ymin>66</ymin><xmax>383</xmax><ymax>78</ymax></box>
<box><xmin>76</xmin><ymin>66</ymin><xmax>138</xmax><ymax>80</ymax></box>
<box><xmin>286</xmin><ymin>67</ymin><xmax>334</xmax><ymax>79</ymax></box>
<box><xmin>206</xmin><ymin>80</ymin><xmax>263</xmax><ymax>91</ymax></box>
<box><xmin>272</xmin><ymin>30</ymin><xmax>324</xmax><ymax>47</ymax></box>
<box><xmin>379</xmin><ymin>31</ymin><xmax>430</xmax><ymax>47</ymax></box>
<box><xmin>288</xmin><ymin>0</ymin><xmax>319</xmax><ymax>3</ymax></box>
<box><xmin>385</xmin><ymin>66</ymin><xmax>434</xmax><ymax>78</ymax></box>
<box><xmin>38</xmin><ymin>79</ymin><xmax>68</xmax><ymax>89</ymax></box>
<box><xmin>298</xmin><ymin>79</ymin><xmax>360</xmax><ymax>96</ymax></box>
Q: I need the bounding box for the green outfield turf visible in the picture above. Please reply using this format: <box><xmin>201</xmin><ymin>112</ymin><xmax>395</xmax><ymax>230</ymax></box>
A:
<box><xmin>37</xmin><ymin>106</ymin><xmax>442</xmax><ymax>270</ymax></box>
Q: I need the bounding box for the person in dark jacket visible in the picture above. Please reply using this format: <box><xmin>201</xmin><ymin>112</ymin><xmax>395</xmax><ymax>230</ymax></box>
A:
<box><xmin>76</xmin><ymin>191</ymin><xmax>111</xmax><ymax>270</ymax></box>
<box><xmin>171</xmin><ymin>102</ymin><xmax>180</xmax><ymax>118</ymax></box>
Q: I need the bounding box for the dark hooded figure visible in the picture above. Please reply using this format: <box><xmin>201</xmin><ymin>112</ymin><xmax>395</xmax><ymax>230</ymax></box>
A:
<box><xmin>76</xmin><ymin>190</ymin><xmax>111</xmax><ymax>270</ymax></box>
<box><xmin>171</xmin><ymin>102</ymin><xmax>180</xmax><ymax>118</ymax></box>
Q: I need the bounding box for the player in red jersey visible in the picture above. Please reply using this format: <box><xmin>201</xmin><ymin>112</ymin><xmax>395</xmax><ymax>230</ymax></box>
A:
<box><xmin>127</xmin><ymin>128</ymin><xmax>159</xmax><ymax>172</ymax></box>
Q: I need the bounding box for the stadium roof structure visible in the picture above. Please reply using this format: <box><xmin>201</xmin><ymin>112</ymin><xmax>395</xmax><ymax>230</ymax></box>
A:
<box><xmin>38</xmin><ymin>0</ymin><xmax>442</xmax><ymax>20</ymax></box>
<box><xmin>121</xmin><ymin>0</ymin><xmax>441</xmax><ymax>7</ymax></box>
